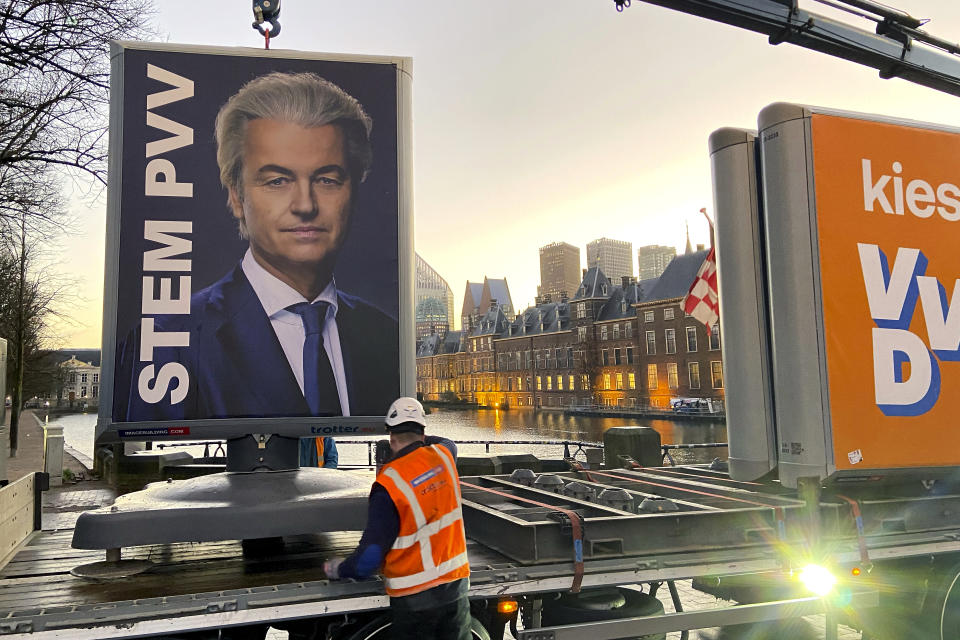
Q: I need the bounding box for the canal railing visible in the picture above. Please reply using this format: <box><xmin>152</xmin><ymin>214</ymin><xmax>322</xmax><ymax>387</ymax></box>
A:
<box><xmin>153</xmin><ymin>439</ymin><xmax>729</xmax><ymax>469</ymax></box>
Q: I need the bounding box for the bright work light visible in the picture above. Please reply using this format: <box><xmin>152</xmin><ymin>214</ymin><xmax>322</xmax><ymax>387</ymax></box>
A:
<box><xmin>799</xmin><ymin>564</ymin><xmax>837</xmax><ymax>596</ymax></box>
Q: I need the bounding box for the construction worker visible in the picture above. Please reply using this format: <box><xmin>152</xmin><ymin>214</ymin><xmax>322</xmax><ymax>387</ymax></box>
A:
<box><xmin>299</xmin><ymin>436</ymin><xmax>338</xmax><ymax>468</ymax></box>
<box><xmin>324</xmin><ymin>397</ymin><xmax>470</xmax><ymax>640</ymax></box>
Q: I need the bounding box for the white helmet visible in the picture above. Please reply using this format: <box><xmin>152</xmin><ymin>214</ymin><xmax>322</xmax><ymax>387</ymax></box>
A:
<box><xmin>385</xmin><ymin>397</ymin><xmax>427</xmax><ymax>432</ymax></box>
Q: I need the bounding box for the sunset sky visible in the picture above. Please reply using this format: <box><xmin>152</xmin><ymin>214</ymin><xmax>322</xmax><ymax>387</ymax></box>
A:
<box><xmin>57</xmin><ymin>0</ymin><xmax>960</xmax><ymax>347</ymax></box>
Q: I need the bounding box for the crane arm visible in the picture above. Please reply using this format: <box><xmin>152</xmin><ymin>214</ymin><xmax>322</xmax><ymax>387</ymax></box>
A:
<box><xmin>616</xmin><ymin>0</ymin><xmax>960</xmax><ymax>97</ymax></box>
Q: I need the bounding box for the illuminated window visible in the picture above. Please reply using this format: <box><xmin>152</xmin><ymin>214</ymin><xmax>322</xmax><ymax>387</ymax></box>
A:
<box><xmin>647</xmin><ymin>364</ymin><xmax>658</xmax><ymax>390</ymax></box>
<box><xmin>616</xmin><ymin>373</ymin><xmax>623</xmax><ymax>390</ymax></box>
<box><xmin>711</xmin><ymin>361</ymin><xmax>724</xmax><ymax>388</ymax></box>
<box><xmin>628</xmin><ymin>372</ymin><xmax>636</xmax><ymax>390</ymax></box>
<box><xmin>604</xmin><ymin>374</ymin><xmax>611</xmax><ymax>390</ymax></box>
<box><xmin>667</xmin><ymin>363</ymin><xmax>679</xmax><ymax>389</ymax></box>
<box><xmin>688</xmin><ymin>362</ymin><xmax>701</xmax><ymax>389</ymax></box>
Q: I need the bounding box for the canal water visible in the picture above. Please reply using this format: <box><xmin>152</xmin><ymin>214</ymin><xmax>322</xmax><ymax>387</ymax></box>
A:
<box><xmin>52</xmin><ymin>408</ymin><xmax>727</xmax><ymax>468</ymax></box>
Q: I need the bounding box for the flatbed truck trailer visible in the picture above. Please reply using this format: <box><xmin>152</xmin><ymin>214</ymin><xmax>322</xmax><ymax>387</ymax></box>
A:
<box><xmin>3</xmin><ymin>462</ymin><xmax>960</xmax><ymax>639</ymax></box>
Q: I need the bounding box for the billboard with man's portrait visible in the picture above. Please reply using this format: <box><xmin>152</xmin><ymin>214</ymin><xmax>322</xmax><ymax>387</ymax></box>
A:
<box><xmin>98</xmin><ymin>42</ymin><xmax>413</xmax><ymax>443</ymax></box>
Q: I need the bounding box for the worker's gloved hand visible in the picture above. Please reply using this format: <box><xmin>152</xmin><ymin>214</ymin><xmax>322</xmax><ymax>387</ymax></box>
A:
<box><xmin>324</xmin><ymin>557</ymin><xmax>344</xmax><ymax>580</ymax></box>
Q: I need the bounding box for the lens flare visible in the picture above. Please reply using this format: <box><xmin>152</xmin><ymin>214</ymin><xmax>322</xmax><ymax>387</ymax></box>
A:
<box><xmin>799</xmin><ymin>564</ymin><xmax>837</xmax><ymax>596</ymax></box>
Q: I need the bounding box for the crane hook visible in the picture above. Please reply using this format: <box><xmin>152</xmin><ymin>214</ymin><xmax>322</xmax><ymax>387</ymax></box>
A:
<box><xmin>252</xmin><ymin>0</ymin><xmax>281</xmax><ymax>38</ymax></box>
<box><xmin>614</xmin><ymin>0</ymin><xmax>631</xmax><ymax>11</ymax></box>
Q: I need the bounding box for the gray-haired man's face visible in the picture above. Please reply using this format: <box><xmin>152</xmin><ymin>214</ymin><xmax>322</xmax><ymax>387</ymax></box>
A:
<box><xmin>228</xmin><ymin>118</ymin><xmax>353</xmax><ymax>281</ymax></box>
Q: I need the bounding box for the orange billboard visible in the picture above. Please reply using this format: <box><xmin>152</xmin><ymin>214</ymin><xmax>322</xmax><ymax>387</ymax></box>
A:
<box><xmin>811</xmin><ymin>113</ymin><xmax>960</xmax><ymax>471</ymax></box>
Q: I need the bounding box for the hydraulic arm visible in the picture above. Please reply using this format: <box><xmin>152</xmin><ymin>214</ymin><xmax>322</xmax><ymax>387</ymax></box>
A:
<box><xmin>614</xmin><ymin>0</ymin><xmax>960</xmax><ymax>97</ymax></box>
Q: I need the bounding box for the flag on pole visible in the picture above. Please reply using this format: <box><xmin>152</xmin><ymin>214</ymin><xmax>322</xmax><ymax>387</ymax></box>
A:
<box><xmin>682</xmin><ymin>247</ymin><xmax>719</xmax><ymax>328</ymax></box>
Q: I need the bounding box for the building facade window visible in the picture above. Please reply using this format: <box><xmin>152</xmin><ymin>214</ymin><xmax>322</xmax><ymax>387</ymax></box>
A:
<box><xmin>577</xmin><ymin>303</ymin><xmax>586</xmax><ymax>319</ymax></box>
<box><xmin>93</xmin><ymin>374</ymin><xmax>99</xmax><ymax>383</ymax></box>
<box><xmin>686</xmin><ymin>326</ymin><xmax>698</xmax><ymax>352</ymax></box>
<box><xmin>602</xmin><ymin>349</ymin><xmax>610</xmax><ymax>366</ymax></box>
<box><xmin>667</xmin><ymin>363</ymin><xmax>679</xmax><ymax>389</ymax></box>
<box><xmin>613</xmin><ymin>324</ymin><xmax>620</xmax><ymax>339</ymax></box>
<box><xmin>644</xmin><ymin>310</ymin><xmax>654</xmax><ymax>323</ymax></box>
<box><xmin>80</xmin><ymin>386</ymin><xmax>87</xmax><ymax>397</ymax></box>
<box><xmin>626</xmin><ymin>346</ymin><xmax>634</xmax><ymax>364</ymax></box>
<box><xmin>614</xmin><ymin>348</ymin><xmax>621</xmax><ymax>365</ymax></box>
<box><xmin>664</xmin><ymin>307</ymin><xmax>675</xmax><ymax>320</ymax></box>
<box><xmin>711</xmin><ymin>361</ymin><xmax>724</xmax><ymax>388</ymax></box>
<box><xmin>616</xmin><ymin>373</ymin><xmax>623</xmax><ymax>390</ymax></box>
<box><xmin>647</xmin><ymin>364</ymin><xmax>658</xmax><ymax>389</ymax></box>
<box><xmin>665</xmin><ymin>328</ymin><xmax>677</xmax><ymax>354</ymax></box>
<box><xmin>646</xmin><ymin>331</ymin><xmax>656</xmax><ymax>355</ymax></box>
<box><xmin>710</xmin><ymin>325</ymin><xmax>721</xmax><ymax>350</ymax></box>
<box><xmin>600</xmin><ymin>325</ymin><xmax>608</xmax><ymax>341</ymax></box>
<box><xmin>580</xmin><ymin>374</ymin><xmax>589</xmax><ymax>390</ymax></box>
<box><xmin>604</xmin><ymin>374</ymin><xmax>611</xmax><ymax>390</ymax></box>
<box><xmin>688</xmin><ymin>362</ymin><xmax>701</xmax><ymax>389</ymax></box>
<box><xmin>569</xmin><ymin>375</ymin><xmax>575</xmax><ymax>390</ymax></box>
<box><xmin>578</xmin><ymin>326</ymin><xmax>587</xmax><ymax>342</ymax></box>
<box><xmin>558</xmin><ymin>375</ymin><xmax>564</xmax><ymax>390</ymax></box>
<box><xmin>628</xmin><ymin>372</ymin><xmax>636</xmax><ymax>389</ymax></box>
<box><xmin>625</xmin><ymin>323</ymin><xmax>633</xmax><ymax>338</ymax></box>
<box><xmin>537</xmin><ymin>376</ymin><xmax>542</xmax><ymax>390</ymax></box>
<box><xmin>547</xmin><ymin>376</ymin><xmax>552</xmax><ymax>390</ymax></box>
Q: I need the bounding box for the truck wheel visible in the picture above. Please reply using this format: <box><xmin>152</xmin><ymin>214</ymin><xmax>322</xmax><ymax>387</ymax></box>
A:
<box><xmin>541</xmin><ymin>586</ymin><xmax>666</xmax><ymax>639</ymax></box>
<box><xmin>337</xmin><ymin>613</ymin><xmax>491</xmax><ymax>640</ymax></box>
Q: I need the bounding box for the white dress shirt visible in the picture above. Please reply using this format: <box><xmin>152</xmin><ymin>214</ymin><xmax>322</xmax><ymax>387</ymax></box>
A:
<box><xmin>241</xmin><ymin>249</ymin><xmax>350</xmax><ymax>416</ymax></box>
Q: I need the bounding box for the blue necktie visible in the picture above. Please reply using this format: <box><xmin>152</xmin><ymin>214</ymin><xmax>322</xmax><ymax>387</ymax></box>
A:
<box><xmin>287</xmin><ymin>301</ymin><xmax>342</xmax><ymax>415</ymax></box>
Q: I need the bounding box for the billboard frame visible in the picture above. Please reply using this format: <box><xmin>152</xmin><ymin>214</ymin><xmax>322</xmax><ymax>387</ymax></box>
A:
<box><xmin>97</xmin><ymin>41</ymin><xmax>415</xmax><ymax>444</ymax></box>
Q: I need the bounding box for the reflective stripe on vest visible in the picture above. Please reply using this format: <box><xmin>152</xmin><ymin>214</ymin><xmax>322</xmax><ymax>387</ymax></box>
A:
<box><xmin>379</xmin><ymin>444</ymin><xmax>468</xmax><ymax>595</ymax></box>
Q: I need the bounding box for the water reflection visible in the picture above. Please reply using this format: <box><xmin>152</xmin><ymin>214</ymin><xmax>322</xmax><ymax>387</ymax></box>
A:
<box><xmin>425</xmin><ymin>407</ymin><xmax>727</xmax><ymax>465</ymax></box>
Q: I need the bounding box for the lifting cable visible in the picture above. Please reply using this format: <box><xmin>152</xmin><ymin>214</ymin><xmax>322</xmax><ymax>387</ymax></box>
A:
<box><xmin>461</xmin><ymin>481</ymin><xmax>585</xmax><ymax>593</ymax></box>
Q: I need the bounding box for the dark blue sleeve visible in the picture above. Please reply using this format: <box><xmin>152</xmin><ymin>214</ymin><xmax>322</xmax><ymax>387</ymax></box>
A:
<box><xmin>338</xmin><ymin>482</ymin><xmax>399</xmax><ymax>580</ymax></box>
<box><xmin>425</xmin><ymin>435</ymin><xmax>457</xmax><ymax>460</ymax></box>
<box><xmin>323</xmin><ymin>437</ymin><xmax>338</xmax><ymax>469</ymax></box>
<box><xmin>299</xmin><ymin>438</ymin><xmax>318</xmax><ymax>467</ymax></box>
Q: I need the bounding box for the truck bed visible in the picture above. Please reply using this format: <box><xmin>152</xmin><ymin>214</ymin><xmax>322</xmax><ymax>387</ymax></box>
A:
<box><xmin>3</xmin><ymin>467</ymin><xmax>960</xmax><ymax>637</ymax></box>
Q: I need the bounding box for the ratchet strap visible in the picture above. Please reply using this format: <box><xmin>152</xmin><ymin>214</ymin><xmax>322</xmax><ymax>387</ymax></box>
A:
<box><xmin>837</xmin><ymin>494</ymin><xmax>871</xmax><ymax>567</ymax></box>
<box><xmin>461</xmin><ymin>481</ymin><xmax>585</xmax><ymax>593</ymax></box>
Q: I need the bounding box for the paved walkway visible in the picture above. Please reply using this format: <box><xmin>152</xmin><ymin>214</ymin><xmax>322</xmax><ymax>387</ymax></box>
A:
<box><xmin>3</xmin><ymin>410</ymin><xmax>89</xmax><ymax>485</ymax></box>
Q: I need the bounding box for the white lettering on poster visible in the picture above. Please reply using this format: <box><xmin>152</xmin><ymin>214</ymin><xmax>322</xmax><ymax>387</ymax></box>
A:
<box><xmin>857</xmin><ymin>243</ymin><xmax>960</xmax><ymax>417</ymax></box>
<box><xmin>862</xmin><ymin>159</ymin><xmax>960</xmax><ymax>221</ymax></box>
<box><xmin>138</xmin><ymin>64</ymin><xmax>194</xmax><ymax>405</ymax></box>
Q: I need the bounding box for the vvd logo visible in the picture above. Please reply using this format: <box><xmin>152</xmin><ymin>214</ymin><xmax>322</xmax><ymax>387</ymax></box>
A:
<box><xmin>859</xmin><ymin>244</ymin><xmax>960</xmax><ymax>416</ymax></box>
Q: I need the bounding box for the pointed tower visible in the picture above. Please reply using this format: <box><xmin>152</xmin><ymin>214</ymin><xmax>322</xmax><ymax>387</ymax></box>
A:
<box><xmin>684</xmin><ymin>222</ymin><xmax>693</xmax><ymax>254</ymax></box>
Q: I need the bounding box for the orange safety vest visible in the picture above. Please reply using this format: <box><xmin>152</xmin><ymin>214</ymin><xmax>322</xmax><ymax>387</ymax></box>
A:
<box><xmin>314</xmin><ymin>437</ymin><xmax>325</xmax><ymax>465</ymax></box>
<box><xmin>377</xmin><ymin>444</ymin><xmax>469</xmax><ymax>597</ymax></box>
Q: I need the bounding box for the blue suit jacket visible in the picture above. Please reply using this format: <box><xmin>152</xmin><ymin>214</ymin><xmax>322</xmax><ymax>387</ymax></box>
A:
<box><xmin>115</xmin><ymin>264</ymin><xmax>399</xmax><ymax>421</ymax></box>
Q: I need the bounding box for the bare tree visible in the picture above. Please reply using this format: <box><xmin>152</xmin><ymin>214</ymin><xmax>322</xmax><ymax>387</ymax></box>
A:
<box><xmin>0</xmin><ymin>0</ymin><xmax>155</xmax><ymax>456</ymax></box>
<box><xmin>0</xmin><ymin>0</ymin><xmax>155</xmax><ymax>229</ymax></box>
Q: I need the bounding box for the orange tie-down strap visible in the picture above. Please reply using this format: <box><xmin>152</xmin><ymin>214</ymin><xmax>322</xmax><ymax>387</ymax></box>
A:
<box><xmin>460</xmin><ymin>481</ymin><xmax>585</xmax><ymax>593</ymax></box>
<box><xmin>836</xmin><ymin>494</ymin><xmax>871</xmax><ymax>568</ymax></box>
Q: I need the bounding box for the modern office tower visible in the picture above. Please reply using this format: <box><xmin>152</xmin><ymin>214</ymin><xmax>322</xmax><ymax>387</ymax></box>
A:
<box><xmin>538</xmin><ymin>241</ymin><xmax>581</xmax><ymax>302</ymax></box>
<box><xmin>415</xmin><ymin>253</ymin><xmax>455</xmax><ymax>335</ymax></box>
<box><xmin>587</xmin><ymin>238</ymin><xmax>633</xmax><ymax>284</ymax></box>
<box><xmin>637</xmin><ymin>244</ymin><xmax>678</xmax><ymax>280</ymax></box>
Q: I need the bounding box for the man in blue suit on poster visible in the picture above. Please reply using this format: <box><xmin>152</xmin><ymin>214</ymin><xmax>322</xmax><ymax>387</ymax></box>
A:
<box><xmin>116</xmin><ymin>72</ymin><xmax>399</xmax><ymax>425</ymax></box>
